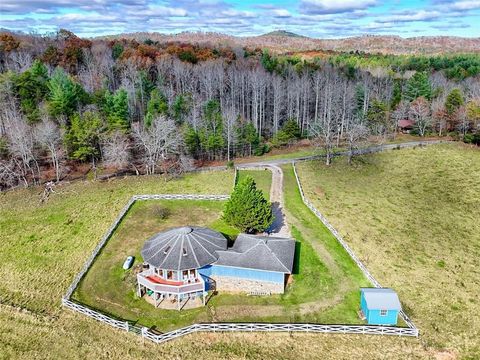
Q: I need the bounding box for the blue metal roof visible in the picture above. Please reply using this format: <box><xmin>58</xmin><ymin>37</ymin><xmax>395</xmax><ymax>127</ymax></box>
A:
<box><xmin>361</xmin><ymin>288</ymin><xmax>402</xmax><ymax>310</ymax></box>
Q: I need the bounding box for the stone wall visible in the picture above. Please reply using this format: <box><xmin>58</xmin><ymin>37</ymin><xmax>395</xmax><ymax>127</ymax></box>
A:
<box><xmin>212</xmin><ymin>275</ymin><xmax>284</xmax><ymax>294</ymax></box>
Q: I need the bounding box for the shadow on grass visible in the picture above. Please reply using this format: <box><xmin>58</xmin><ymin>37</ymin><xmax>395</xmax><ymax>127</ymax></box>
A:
<box><xmin>292</xmin><ymin>241</ymin><xmax>301</xmax><ymax>275</ymax></box>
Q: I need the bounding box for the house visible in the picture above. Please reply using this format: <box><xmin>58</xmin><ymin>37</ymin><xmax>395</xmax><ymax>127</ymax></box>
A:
<box><xmin>199</xmin><ymin>233</ymin><xmax>295</xmax><ymax>294</ymax></box>
<box><xmin>137</xmin><ymin>227</ymin><xmax>295</xmax><ymax>310</ymax></box>
<box><xmin>398</xmin><ymin>119</ymin><xmax>415</xmax><ymax>133</ymax></box>
<box><xmin>360</xmin><ymin>288</ymin><xmax>401</xmax><ymax>325</ymax></box>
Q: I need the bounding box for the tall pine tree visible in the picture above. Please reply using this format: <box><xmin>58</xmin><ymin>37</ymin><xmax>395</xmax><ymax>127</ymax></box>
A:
<box><xmin>223</xmin><ymin>176</ymin><xmax>273</xmax><ymax>234</ymax></box>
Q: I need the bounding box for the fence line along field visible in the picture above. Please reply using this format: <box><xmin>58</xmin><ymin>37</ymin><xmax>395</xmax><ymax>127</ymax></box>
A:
<box><xmin>0</xmin><ymin>170</ymin><xmax>234</xmax><ymax>316</ymax></box>
<box><xmin>295</xmin><ymin>143</ymin><xmax>480</xmax><ymax>359</ymax></box>
<box><xmin>0</xmin><ymin>144</ymin><xmax>477</xmax><ymax>359</ymax></box>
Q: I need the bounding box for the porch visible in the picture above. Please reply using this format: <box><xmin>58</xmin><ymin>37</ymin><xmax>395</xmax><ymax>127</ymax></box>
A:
<box><xmin>137</xmin><ymin>268</ymin><xmax>206</xmax><ymax>310</ymax></box>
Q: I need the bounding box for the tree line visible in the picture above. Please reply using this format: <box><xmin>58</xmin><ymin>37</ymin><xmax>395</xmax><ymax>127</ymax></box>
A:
<box><xmin>0</xmin><ymin>30</ymin><xmax>479</xmax><ymax>189</ymax></box>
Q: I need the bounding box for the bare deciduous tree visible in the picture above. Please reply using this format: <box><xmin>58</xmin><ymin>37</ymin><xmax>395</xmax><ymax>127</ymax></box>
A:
<box><xmin>35</xmin><ymin>117</ymin><xmax>63</xmax><ymax>182</ymax></box>
<box><xmin>133</xmin><ymin>116</ymin><xmax>182</xmax><ymax>175</ymax></box>
<box><xmin>345</xmin><ymin>117</ymin><xmax>370</xmax><ymax>165</ymax></box>
<box><xmin>101</xmin><ymin>131</ymin><xmax>131</xmax><ymax>170</ymax></box>
<box><xmin>409</xmin><ymin>97</ymin><xmax>431</xmax><ymax>137</ymax></box>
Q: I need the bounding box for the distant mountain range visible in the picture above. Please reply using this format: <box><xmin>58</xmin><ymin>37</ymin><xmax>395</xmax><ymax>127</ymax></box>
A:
<box><xmin>99</xmin><ymin>30</ymin><xmax>480</xmax><ymax>55</ymax></box>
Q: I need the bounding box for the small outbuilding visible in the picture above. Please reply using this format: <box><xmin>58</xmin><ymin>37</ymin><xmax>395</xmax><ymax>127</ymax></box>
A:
<box><xmin>360</xmin><ymin>288</ymin><xmax>401</xmax><ymax>325</ymax></box>
<box><xmin>397</xmin><ymin>119</ymin><xmax>415</xmax><ymax>133</ymax></box>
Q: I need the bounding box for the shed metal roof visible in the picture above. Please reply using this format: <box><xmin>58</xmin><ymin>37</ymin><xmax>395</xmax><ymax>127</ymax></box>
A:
<box><xmin>214</xmin><ymin>234</ymin><xmax>295</xmax><ymax>273</ymax></box>
<box><xmin>141</xmin><ymin>226</ymin><xmax>228</xmax><ymax>271</ymax></box>
<box><xmin>361</xmin><ymin>288</ymin><xmax>402</xmax><ymax>310</ymax></box>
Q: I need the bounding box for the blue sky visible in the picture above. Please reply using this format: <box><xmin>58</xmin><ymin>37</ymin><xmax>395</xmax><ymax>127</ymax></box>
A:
<box><xmin>0</xmin><ymin>0</ymin><xmax>479</xmax><ymax>38</ymax></box>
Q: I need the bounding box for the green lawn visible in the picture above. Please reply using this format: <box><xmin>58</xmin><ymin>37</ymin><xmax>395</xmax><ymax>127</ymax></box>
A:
<box><xmin>71</xmin><ymin>168</ymin><xmax>372</xmax><ymax>332</ymax></box>
<box><xmin>295</xmin><ymin>143</ymin><xmax>480</xmax><ymax>358</ymax></box>
<box><xmin>0</xmin><ymin>162</ymin><xmax>435</xmax><ymax>359</ymax></box>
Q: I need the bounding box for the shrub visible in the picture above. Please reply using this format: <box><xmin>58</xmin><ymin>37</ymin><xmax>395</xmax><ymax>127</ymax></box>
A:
<box><xmin>254</xmin><ymin>143</ymin><xmax>270</xmax><ymax>156</ymax></box>
<box><xmin>463</xmin><ymin>133</ymin><xmax>480</xmax><ymax>145</ymax></box>
<box><xmin>226</xmin><ymin>160</ymin><xmax>235</xmax><ymax>169</ymax></box>
<box><xmin>152</xmin><ymin>205</ymin><xmax>171</xmax><ymax>220</ymax></box>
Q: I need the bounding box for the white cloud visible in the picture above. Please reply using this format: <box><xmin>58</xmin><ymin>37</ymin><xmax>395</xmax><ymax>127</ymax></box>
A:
<box><xmin>300</xmin><ymin>0</ymin><xmax>377</xmax><ymax>14</ymax></box>
<box><xmin>379</xmin><ymin>10</ymin><xmax>442</xmax><ymax>23</ymax></box>
<box><xmin>448</xmin><ymin>1</ymin><xmax>480</xmax><ymax>11</ymax></box>
<box><xmin>271</xmin><ymin>9</ymin><xmax>292</xmax><ymax>18</ymax></box>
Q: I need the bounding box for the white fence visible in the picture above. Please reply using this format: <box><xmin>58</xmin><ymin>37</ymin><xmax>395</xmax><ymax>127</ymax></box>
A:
<box><xmin>139</xmin><ymin>322</ymin><xmax>419</xmax><ymax>344</ymax></box>
<box><xmin>292</xmin><ymin>163</ymin><xmax>418</xmax><ymax>332</ymax></box>
<box><xmin>64</xmin><ymin>193</ymin><xmax>229</xmax><ymax>299</ymax></box>
<box><xmin>62</xmin><ymin>180</ymin><xmax>418</xmax><ymax>343</ymax></box>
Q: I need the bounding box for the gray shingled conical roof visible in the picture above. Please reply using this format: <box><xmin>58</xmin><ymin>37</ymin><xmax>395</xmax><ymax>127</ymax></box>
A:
<box><xmin>141</xmin><ymin>226</ymin><xmax>228</xmax><ymax>271</ymax></box>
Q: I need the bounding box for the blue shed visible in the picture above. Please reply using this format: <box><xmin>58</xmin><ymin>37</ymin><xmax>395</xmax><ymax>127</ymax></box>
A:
<box><xmin>360</xmin><ymin>288</ymin><xmax>401</xmax><ymax>325</ymax></box>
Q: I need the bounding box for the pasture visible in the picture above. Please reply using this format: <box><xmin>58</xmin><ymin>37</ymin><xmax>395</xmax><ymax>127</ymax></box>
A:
<box><xmin>2</xmin><ymin>144</ymin><xmax>474</xmax><ymax>358</ymax></box>
<box><xmin>296</xmin><ymin>143</ymin><xmax>480</xmax><ymax>358</ymax></box>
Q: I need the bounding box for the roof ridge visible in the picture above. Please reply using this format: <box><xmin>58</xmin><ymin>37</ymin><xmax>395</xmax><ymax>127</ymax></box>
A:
<box><xmin>188</xmin><ymin>236</ymin><xmax>201</xmax><ymax>269</ymax></box>
<box><xmin>158</xmin><ymin>234</ymin><xmax>181</xmax><ymax>269</ymax></box>
<box><xmin>177</xmin><ymin>235</ymin><xmax>185</xmax><ymax>271</ymax></box>
<box><xmin>245</xmin><ymin>241</ymin><xmax>290</xmax><ymax>273</ymax></box>
<box><xmin>190</xmin><ymin>233</ymin><xmax>219</xmax><ymax>262</ymax></box>
<box><xmin>146</xmin><ymin>232</ymin><xmax>175</xmax><ymax>264</ymax></box>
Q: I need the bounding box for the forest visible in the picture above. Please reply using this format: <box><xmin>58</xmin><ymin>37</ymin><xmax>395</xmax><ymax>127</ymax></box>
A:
<box><xmin>0</xmin><ymin>29</ymin><xmax>479</xmax><ymax>190</ymax></box>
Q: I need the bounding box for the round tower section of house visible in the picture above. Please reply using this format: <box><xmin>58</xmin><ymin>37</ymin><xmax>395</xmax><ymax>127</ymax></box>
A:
<box><xmin>137</xmin><ymin>226</ymin><xmax>228</xmax><ymax>310</ymax></box>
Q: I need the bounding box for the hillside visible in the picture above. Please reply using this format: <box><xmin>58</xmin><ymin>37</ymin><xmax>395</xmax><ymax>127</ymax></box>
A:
<box><xmin>261</xmin><ymin>30</ymin><xmax>305</xmax><ymax>38</ymax></box>
<box><xmin>100</xmin><ymin>31</ymin><xmax>480</xmax><ymax>55</ymax></box>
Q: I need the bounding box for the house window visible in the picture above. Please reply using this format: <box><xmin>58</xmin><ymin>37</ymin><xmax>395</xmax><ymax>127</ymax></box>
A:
<box><xmin>380</xmin><ymin>309</ymin><xmax>388</xmax><ymax>316</ymax></box>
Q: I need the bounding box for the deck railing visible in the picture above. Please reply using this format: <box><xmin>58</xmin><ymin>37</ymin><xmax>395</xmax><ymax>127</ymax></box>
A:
<box><xmin>137</xmin><ymin>271</ymin><xmax>205</xmax><ymax>295</ymax></box>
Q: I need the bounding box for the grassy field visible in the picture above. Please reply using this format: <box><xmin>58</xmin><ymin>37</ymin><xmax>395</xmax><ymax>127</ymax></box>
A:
<box><xmin>2</xmin><ymin>145</ymin><xmax>469</xmax><ymax>359</ymax></box>
<box><xmin>72</xmin><ymin>168</ymin><xmax>368</xmax><ymax>331</ymax></box>
<box><xmin>0</xmin><ymin>171</ymin><xmax>234</xmax><ymax>316</ymax></box>
<box><xmin>296</xmin><ymin>143</ymin><xmax>480</xmax><ymax>359</ymax></box>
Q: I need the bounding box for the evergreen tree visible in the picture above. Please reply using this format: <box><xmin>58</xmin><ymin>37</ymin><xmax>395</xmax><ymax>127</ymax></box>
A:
<box><xmin>104</xmin><ymin>89</ymin><xmax>129</xmax><ymax>131</ymax></box>
<box><xmin>236</xmin><ymin>122</ymin><xmax>258</xmax><ymax>156</ymax></box>
<box><xmin>171</xmin><ymin>94</ymin><xmax>190</xmax><ymax>124</ymax></box>
<box><xmin>184</xmin><ymin>125</ymin><xmax>200</xmax><ymax>158</ymax></box>
<box><xmin>282</xmin><ymin>118</ymin><xmax>301</xmax><ymax>139</ymax></box>
<box><xmin>367</xmin><ymin>99</ymin><xmax>389</xmax><ymax>134</ymax></box>
<box><xmin>354</xmin><ymin>84</ymin><xmax>366</xmax><ymax>119</ymax></box>
<box><xmin>201</xmin><ymin>99</ymin><xmax>224</xmax><ymax>158</ymax></box>
<box><xmin>445</xmin><ymin>88</ymin><xmax>464</xmax><ymax>116</ymax></box>
<box><xmin>272</xmin><ymin>119</ymin><xmax>301</xmax><ymax>147</ymax></box>
<box><xmin>47</xmin><ymin>67</ymin><xmax>84</xmax><ymax>119</ymax></box>
<box><xmin>15</xmin><ymin>60</ymin><xmax>49</xmax><ymax>123</ymax></box>
<box><xmin>65</xmin><ymin>110</ymin><xmax>102</xmax><ymax>164</ymax></box>
<box><xmin>223</xmin><ymin>176</ymin><xmax>273</xmax><ymax>233</ymax></box>
<box><xmin>391</xmin><ymin>79</ymin><xmax>402</xmax><ymax>110</ymax></box>
<box><xmin>404</xmin><ymin>71</ymin><xmax>432</xmax><ymax>102</ymax></box>
<box><xmin>145</xmin><ymin>89</ymin><xmax>168</xmax><ymax>127</ymax></box>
